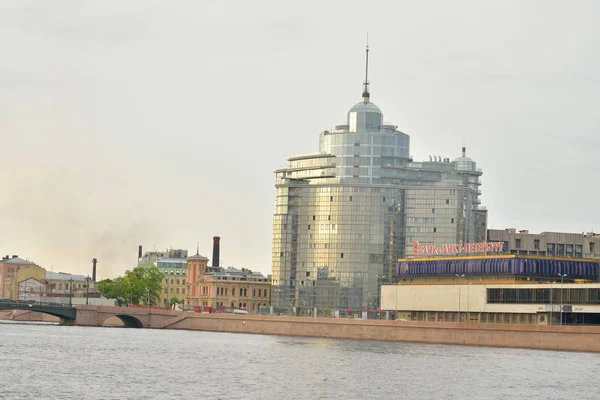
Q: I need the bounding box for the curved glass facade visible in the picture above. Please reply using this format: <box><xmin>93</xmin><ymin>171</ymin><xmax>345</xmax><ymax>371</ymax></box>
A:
<box><xmin>272</xmin><ymin>94</ymin><xmax>486</xmax><ymax>311</ymax></box>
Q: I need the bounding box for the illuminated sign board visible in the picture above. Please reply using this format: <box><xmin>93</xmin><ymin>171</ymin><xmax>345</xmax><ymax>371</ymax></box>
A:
<box><xmin>413</xmin><ymin>241</ymin><xmax>503</xmax><ymax>256</ymax></box>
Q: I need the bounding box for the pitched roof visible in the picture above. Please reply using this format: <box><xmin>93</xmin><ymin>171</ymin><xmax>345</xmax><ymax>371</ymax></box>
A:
<box><xmin>1</xmin><ymin>257</ymin><xmax>36</xmax><ymax>265</ymax></box>
<box><xmin>187</xmin><ymin>253</ymin><xmax>209</xmax><ymax>261</ymax></box>
<box><xmin>46</xmin><ymin>271</ymin><xmax>88</xmax><ymax>281</ymax></box>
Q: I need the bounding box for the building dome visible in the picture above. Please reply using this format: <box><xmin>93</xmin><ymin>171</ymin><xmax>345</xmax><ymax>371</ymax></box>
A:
<box><xmin>347</xmin><ymin>101</ymin><xmax>383</xmax><ymax>132</ymax></box>
<box><xmin>348</xmin><ymin>101</ymin><xmax>382</xmax><ymax>114</ymax></box>
<box><xmin>453</xmin><ymin>155</ymin><xmax>474</xmax><ymax>163</ymax></box>
<box><xmin>453</xmin><ymin>147</ymin><xmax>476</xmax><ymax>171</ymax></box>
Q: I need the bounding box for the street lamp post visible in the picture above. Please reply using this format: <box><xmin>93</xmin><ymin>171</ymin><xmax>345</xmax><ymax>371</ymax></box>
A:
<box><xmin>395</xmin><ymin>280</ymin><xmax>399</xmax><ymax>321</ymax></box>
<box><xmin>455</xmin><ymin>274</ymin><xmax>465</xmax><ymax>322</ymax></box>
<box><xmin>546</xmin><ymin>281</ymin><xmax>556</xmax><ymax>325</ymax></box>
<box><xmin>376</xmin><ymin>275</ymin><xmax>386</xmax><ymax>310</ymax></box>
<box><xmin>86</xmin><ymin>275</ymin><xmax>90</xmax><ymax>305</ymax></box>
<box><xmin>69</xmin><ymin>278</ymin><xmax>74</xmax><ymax>306</ymax></box>
<box><xmin>214</xmin><ymin>277</ymin><xmax>218</xmax><ymax>312</ymax></box>
<box><xmin>558</xmin><ymin>273</ymin><xmax>567</xmax><ymax>325</ymax></box>
<box><xmin>467</xmin><ymin>283</ymin><xmax>472</xmax><ymax>323</ymax></box>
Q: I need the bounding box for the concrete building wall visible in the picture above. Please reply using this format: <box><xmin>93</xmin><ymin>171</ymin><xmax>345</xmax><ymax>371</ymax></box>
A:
<box><xmin>488</xmin><ymin>229</ymin><xmax>600</xmax><ymax>259</ymax></box>
<box><xmin>382</xmin><ymin>283</ymin><xmax>600</xmax><ymax>314</ymax></box>
<box><xmin>13</xmin><ymin>265</ymin><xmax>46</xmax><ymax>297</ymax></box>
<box><xmin>0</xmin><ymin>258</ymin><xmax>37</xmax><ymax>298</ymax></box>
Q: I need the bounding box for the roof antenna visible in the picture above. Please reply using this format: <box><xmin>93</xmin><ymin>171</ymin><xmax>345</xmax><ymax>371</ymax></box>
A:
<box><xmin>362</xmin><ymin>32</ymin><xmax>370</xmax><ymax>103</ymax></box>
<box><xmin>196</xmin><ymin>242</ymin><xmax>199</xmax><ymax>255</ymax></box>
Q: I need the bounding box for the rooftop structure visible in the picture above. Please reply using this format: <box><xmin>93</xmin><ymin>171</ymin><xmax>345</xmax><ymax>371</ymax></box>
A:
<box><xmin>487</xmin><ymin>229</ymin><xmax>600</xmax><ymax>259</ymax></box>
<box><xmin>139</xmin><ymin>248</ymin><xmax>188</xmax><ymax>264</ymax></box>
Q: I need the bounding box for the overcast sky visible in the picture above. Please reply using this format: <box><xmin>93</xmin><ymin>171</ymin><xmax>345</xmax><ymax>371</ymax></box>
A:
<box><xmin>1</xmin><ymin>1</ymin><xmax>598</xmax><ymax>278</ymax></box>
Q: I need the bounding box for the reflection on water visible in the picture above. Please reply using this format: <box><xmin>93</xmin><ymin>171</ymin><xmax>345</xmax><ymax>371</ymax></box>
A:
<box><xmin>1</xmin><ymin>323</ymin><xmax>599</xmax><ymax>400</ymax></box>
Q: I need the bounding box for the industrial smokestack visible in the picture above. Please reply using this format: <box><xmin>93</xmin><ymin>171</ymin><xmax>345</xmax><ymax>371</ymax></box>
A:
<box><xmin>212</xmin><ymin>236</ymin><xmax>220</xmax><ymax>267</ymax></box>
<box><xmin>92</xmin><ymin>258</ymin><xmax>97</xmax><ymax>282</ymax></box>
<box><xmin>138</xmin><ymin>245</ymin><xmax>143</xmax><ymax>260</ymax></box>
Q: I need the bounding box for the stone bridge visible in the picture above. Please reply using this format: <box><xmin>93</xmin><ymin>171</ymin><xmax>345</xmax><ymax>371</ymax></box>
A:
<box><xmin>74</xmin><ymin>305</ymin><xmax>189</xmax><ymax>328</ymax></box>
<box><xmin>0</xmin><ymin>301</ymin><xmax>76</xmax><ymax>321</ymax></box>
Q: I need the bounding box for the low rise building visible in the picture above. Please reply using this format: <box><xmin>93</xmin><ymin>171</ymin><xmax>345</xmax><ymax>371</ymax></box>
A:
<box><xmin>187</xmin><ymin>263</ymin><xmax>270</xmax><ymax>313</ymax></box>
<box><xmin>487</xmin><ymin>229</ymin><xmax>600</xmax><ymax>259</ymax></box>
<box><xmin>46</xmin><ymin>271</ymin><xmax>96</xmax><ymax>297</ymax></box>
<box><xmin>0</xmin><ymin>255</ymin><xmax>38</xmax><ymax>298</ymax></box>
<box><xmin>157</xmin><ymin>258</ymin><xmax>188</xmax><ymax>305</ymax></box>
<box><xmin>382</xmin><ymin>254</ymin><xmax>600</xmax><ymax>325</ymax></box>
<box><xmin>139</xmin><ymin>248</ymin><xmax>189</xmax><ymax>306</ymax></box>
<box><xmin>13</xmin><ymin>265</ymin><xmax>46</xmax><ymax>298</ymax></box>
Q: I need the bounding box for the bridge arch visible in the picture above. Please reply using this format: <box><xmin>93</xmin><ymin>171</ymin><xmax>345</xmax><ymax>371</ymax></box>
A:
<box><xmin>102</xmin><ymin>314</ymin><xmax>144</xmax><ymax>328</ymax></box>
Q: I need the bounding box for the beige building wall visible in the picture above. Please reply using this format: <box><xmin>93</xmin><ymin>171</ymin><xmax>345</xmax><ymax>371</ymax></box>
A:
<box><xmin>188</xmin><ymin>277</ymin><xmax>271</xmax><ymax>313</ymax></box>
<box><xmin>0</xmin><ymin>257</ymin><xmax>38</xmax><ymax>298</ymax></box>
<box><xmin>13</xmin><ymin>265</ymin><xmax>46</xmax><ymax>297</ymax></box>
<box><xmin>161</xmin><ymin>275</ymin><xmax>187</xmax><ymax>306</ymax></box>
<box><xmin>382</xmin><ymin>283</ymin><xmax>600</xmax><ymax>315</ymax></box>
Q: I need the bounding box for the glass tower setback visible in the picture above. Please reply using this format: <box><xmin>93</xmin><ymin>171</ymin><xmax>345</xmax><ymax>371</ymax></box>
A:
<box><xmin>271</xmin><ymin>75</ymin><xmax>486</xmax><ymax>312</ymax></box>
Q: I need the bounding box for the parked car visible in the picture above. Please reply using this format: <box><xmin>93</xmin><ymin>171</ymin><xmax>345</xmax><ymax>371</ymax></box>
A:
<box><xmin>233</xmin><ymin>309</ymin><xmax>249</xmax><ymax>315</ymax></box>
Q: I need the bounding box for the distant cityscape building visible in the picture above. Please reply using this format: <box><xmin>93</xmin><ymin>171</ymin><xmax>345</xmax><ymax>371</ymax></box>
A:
<box><xmin>1</xmin><ymin>258</ymin><xmax>100</xmax><ymax>302</ymax></box>
<box><xmin>487</xmin><ymin>229</ymin><xmax>600</xmax><ymax>259</ymax></box>
<box><xmin>139</xmin><ymin>248</ymin><xmax>189</xmax><ymax>306</ymax></box>
<box><xmin>45</xmin><ymin>271</ymin><xmax>95</xmax><ymax>298</ymax></box>
<box><xmin>186</xmin><ymin>264</ymin><xmax>270</xmax><ymax>312</ymax></box>
<box><xmin>0</xmin><ymin>255</ymin><xmax>37</xmax><ymax>298</ymax></box>
<box><xmin>383</xmin><ymin>254</ymin><xmax>600</xmax><ymax>325</ymax></box>
<box><xmin>186</xmin><ymin>251</ymin><xmax>210</xmax><ymax>303</ymax></box>
<box><xmin>185</xmin><ymin>240</ymin><xmax>270</xmax><ymax>312</ymax></box>
<box><xmin>271</xmin><ymin>48</ymin><xmax>486</xmax><ymax>311</ymax></box>
<box><xmin>139</xmin><ymin>248</ymin><xmax>188</xmax><ymax>264</ymax></box>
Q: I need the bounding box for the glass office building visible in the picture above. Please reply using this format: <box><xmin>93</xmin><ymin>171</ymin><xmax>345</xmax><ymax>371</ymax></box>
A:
<box><xmin>271</xmin><ymin>69</ymin><xmax>487</xmax><ymax>311</ymax></box>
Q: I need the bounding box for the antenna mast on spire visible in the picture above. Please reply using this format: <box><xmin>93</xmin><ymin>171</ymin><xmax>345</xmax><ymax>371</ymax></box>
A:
<box><xmin>362</xmin><ymin>32</ymin><xmax>370</xmax><ymax>103</ymax></box>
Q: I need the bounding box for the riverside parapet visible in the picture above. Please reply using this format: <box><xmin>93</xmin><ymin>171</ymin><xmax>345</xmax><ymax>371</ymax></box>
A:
<box><xmin>167</xmin><ymin>313</ymin><xmax>600</xmax><ymax>353</ymax></box>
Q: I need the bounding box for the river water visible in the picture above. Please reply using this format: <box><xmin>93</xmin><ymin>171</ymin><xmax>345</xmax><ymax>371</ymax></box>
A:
<box><xmin>1</xmin><ymin>322</ymin><xmax>598</xmax><ymax>400</ymax></box>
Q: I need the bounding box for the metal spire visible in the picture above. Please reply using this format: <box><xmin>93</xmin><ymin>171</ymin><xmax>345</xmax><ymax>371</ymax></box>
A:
<box><xmin>362</xmin><ymin>33</ymin><xmax>370</xmax><ymax>103</ymax></box>
<box><xmin>196</xmin><ymin>242</ymin><xmax>199</xmax><ymax>255</ymax></box>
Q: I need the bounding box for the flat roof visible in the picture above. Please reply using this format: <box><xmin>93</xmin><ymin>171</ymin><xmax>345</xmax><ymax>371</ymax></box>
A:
<box><xmin>399</xmin><ymin>255</ymin><xmax>599</xmax><ymax>263</ymax></box>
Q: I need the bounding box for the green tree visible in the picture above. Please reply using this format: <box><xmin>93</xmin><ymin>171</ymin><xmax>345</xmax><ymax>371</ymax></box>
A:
<box><xmin>97</xmin><ymin>265</ymin><xmax>164</xmax><ymax>307</ymax></box>
<box><xmin>166</xmin><ymin>296</ymin><xmax>181</xmax><ymax>308</ymax></box>
<box><xmin>97</xmin><ymin>276</ymin><xmax>132</xmax><ymax>306</ymax></box>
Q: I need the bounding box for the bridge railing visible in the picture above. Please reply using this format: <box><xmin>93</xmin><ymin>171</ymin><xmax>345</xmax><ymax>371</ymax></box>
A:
<box><xmin>0</xmin><ymin>299</ymin><xmax>75</xmax><ymax>308</ymax></box>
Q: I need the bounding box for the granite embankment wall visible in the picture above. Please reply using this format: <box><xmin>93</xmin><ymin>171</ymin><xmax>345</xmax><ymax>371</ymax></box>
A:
<box><xmin>167</xmin><ymin>314</ymin><xmax>600</xmax><ymax>353</ymax></box>
<box><xmin>4</xmin><ymin>308</ymin><xmax>600</xmax><ymax>353</ymax></box>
